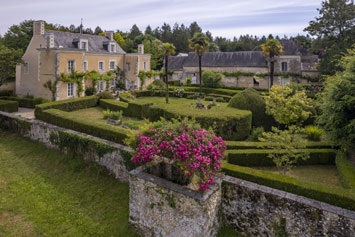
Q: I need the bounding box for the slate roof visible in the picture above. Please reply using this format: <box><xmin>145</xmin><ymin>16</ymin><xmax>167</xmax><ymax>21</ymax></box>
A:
<box><xmin>168</xmin><ymin>51</ymin><xmax>267</xmax><ymax>69</ymax></box>
<box><xmin>168</xmin><ymin>56</ymin><xmax>188</xmax><ymax>70</ymax></box>
<box><xmin>45</xmin><ymin>30</ymin><xmax>126</xmax><ymax>54</ymax></box>
<box><xmin>301</xmin><ymin>55</ymin><xmax>319</xmax><ymax>71</ymax></box>
<box><xmin>280</xmin><ymin>39</ymin><xmax>305</xmax><ymax>56</ymax></box>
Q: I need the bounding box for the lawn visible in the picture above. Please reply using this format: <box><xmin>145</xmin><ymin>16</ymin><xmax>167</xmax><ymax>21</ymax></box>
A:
<box><xmin>255</xmin><ymin>165</ymin><xmax>341</xmax><ymax>187</ymax></box>
<box><xmin>69</xmin><ymin>106</ymin><xmax>147</xmax><ymax>129</ymax></box>
<box><xmin>0</xmin><ymin>130</ymin><xmax>237</xmax><ymax>236</ymax></box>
<box><xmin>0</xmin><ymin>130</ymin><xmax>139</xmax><ymax>236</ymax></box>
<box><xmin>134</xmin><ymin>96</ymin><xmax>229</xmax><ymax>107</ymax></box>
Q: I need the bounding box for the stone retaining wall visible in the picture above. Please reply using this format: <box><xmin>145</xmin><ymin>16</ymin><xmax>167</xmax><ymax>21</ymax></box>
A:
<box><xmin>129</xmin><ymin>163</ymin><xmax>222</xmax><ymax>237</ymax></box>
<box><xmin>0</xmin><ymin>111</ymin><xmax>134</xmax><ymax>182</ymax></box>
<box><xmin>222</xmin><ymin>175</ymin><xmax>355</xmax><ymax>237</ymax></box>
<box><xmin>1</xmin><ymin>111</ymin><xmax>354</xmax><ymax>236</ymax></box>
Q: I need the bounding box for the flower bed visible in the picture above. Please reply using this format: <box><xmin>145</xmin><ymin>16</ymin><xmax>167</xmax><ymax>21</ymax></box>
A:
<box><xmin>130</xmin><ymin>119</ymin><xmax>226</xmax><ymax>191</ymax></box>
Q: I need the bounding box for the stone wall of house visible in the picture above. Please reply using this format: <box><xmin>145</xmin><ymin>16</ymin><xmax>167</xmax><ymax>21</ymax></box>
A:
<box><xmin>129</xmin><ymin>164</ymin><xmax>222</xmax><ymax>237</ymax></box>
<box><xmin>0</xmin><ymin>111</ymin><xmax>133</xmax><ymax>182</ymax></box>
<box><xmin>222</xmin><ymin>176</ymin><xmax>355</xmax><ymax>237</ymax></box>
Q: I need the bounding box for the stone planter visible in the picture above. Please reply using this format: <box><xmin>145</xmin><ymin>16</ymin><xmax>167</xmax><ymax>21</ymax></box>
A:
<box><xmin>129</xmin><ymin>159</ymin><xmax>222</xmax><ymax>237</ymax></box>
<box><xmin>107</xmin><ymin>118</ymin><xmax>121</xmax><ymax>126</ymax></box>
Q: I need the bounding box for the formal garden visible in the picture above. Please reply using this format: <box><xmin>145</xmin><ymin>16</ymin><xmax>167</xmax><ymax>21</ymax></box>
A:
<box><xmin>1</xmin><ymin>37</ymin><xmax>355</xmax><ymax>237</ymax></box>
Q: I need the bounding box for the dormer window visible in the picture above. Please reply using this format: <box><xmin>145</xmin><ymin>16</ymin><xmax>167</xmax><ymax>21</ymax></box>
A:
<box><xmin>109</xmin><ymin>43</ymin><xmax>116</xmax><ymax>53</ymax></box>
<box><xmin>79</xmin><ymin>39</ymin><xmax>88</xmax><ymax>51</ymax></box>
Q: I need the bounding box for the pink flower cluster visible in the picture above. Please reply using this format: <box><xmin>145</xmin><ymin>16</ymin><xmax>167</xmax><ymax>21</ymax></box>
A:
<box><xmin>133</xmin><ymin>122</ymin><xmax>226</xmax><ymax>191</ymax></box>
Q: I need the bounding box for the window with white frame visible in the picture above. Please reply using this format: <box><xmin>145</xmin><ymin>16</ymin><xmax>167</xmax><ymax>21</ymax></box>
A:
<box><xmin>109</xmin><ymin>61</ymin><xmax>116</xmax><ymax>70</ymax></box>
<box><xmin>98</xmin><ymin>61</ymin><xmax>104</xmax><ymax>72</ymax></box>
<box><xmin>126</xmin><ymin>63</ymin><xmax>130</xmax><ymax>72</ymax></box>
<box><xmin>281</xmin><ymin>62</ymin><xmax>288</xmax><ymax>72</ymax></box>
<box><xmin>80</xmin><ymin>39</ymin><xmax>88</xmax><ymax>51</ymax></box>
<box><xmin>143</xmin><ymin>61</ymin><xmax>147</xmax><ymax>71</ymax></box>
<box><xmin>68</xmin><ymin>60</ymin><xmax>75</xmax><ymax>73</ymax></box>
<box><xmin>110</xmin><ymin>43</ymin><xmax>116</xmax><ymax>53</ymax></box>
<box><xmin>98</xmin><ymin>80</ymin><xmax>105</xmax><ymax>91</ymax></box>
<box><xmin>24</xmin><ymin>62</ymin><xmax>29</xmax><ymax>74</ymax></box>
<box><xmin>83</xmin><ymin>61</ymin><xmax>88</xmax><ymax>72</ymax></box>
<box><xmin>67</xmin><ymin>82</ymin><xmax>74</xmax><ymax>97</ymax></box>
<box><xmin>110</xmin><ymin>79</ymin><xmax>115</xmax><ymax>88</ymax></box>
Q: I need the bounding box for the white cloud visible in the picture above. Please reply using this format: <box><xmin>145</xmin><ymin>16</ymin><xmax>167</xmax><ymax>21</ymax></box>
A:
<box><xmin>0</xmin><ymin>0</ymin><xmax>321</xmax><ymax>38</ymax></box>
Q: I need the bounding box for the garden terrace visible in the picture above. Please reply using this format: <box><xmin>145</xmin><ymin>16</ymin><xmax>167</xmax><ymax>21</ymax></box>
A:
<box><xmin>101</xmin><ymin>97</ymin><xmax>252</xmax><ymax>141</ymax></box>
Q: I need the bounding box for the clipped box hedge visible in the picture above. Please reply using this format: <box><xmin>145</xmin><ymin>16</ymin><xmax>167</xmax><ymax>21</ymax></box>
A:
<box><xmin>222</xmin><ymin>162</ymin><xmax>355</xmax><ymax>211</ymax></box>
<box><xmin>99</xmin><ymin>99</ymin><xmax>128</xmax><ymax>113</ymax></box>
<box><xmin>147</xmin><ymin>103</ymin><xmax>252</xmax><ymax>140</ymax></box>
<box><xmin>169</xmin><ymin>86</ymin><xmax>240</xmax><ymax>96</ymax></box>
<box><xmin>336</xmin><ymin>151</ymin><xmax>355</xmax><ymax>189</ymax></box>
<box><xmin>38</xmin><ymin>108</ymin><xmax>133</xmax><ymax>144</ymax></box>
<box><xmin>0</xmin><ymin>99</ymin><xmax>18</xmax><ymax>112</ymax></box>
<box><xmin>227</xmin><ymin>149</ymin><xmax>337</xmax><ymax>167</ymax></box>
<box><xmin>35</xmin><ymin>96</ymin><xmax>98</xmax><ymax>118</ymax></box>
<box><xmin>0</xmin><ymin>89</ymin><xmax>14</xmax><ymax>96</ymax></box>
<box><xmin>1</xmin><ymin>96</ymin><xmax>48</xmax><ymax>108</ymax></box>
<box><xmin>225</xmin><ymin>141</ymin><xmax>336</xmax><ymax>150</ymax></box>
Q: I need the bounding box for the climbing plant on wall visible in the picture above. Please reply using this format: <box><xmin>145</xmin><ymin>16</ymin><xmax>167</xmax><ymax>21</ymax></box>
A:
<box><xmin>58</xmin><ymin>70</ymin><xmax>115</xmax><ymax>97</ymax></box>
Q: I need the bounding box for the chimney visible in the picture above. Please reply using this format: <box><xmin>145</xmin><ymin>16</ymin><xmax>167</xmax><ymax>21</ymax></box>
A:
<box><xmin>46</xmin><ymin>33</ymin><xmax>54</xmax><ymax>48</ymax></box>
<box><xmin>138</xmin><ymin>44</ymin><xmax>144</xmax><ymax>54</ymax></box>
<box><xmin>105</xmin><ymin>31</ymin><xmax>114</xmax><ymax>41</ymax></box>
<box><xmin>33</xmin><ymin>20</ymin><xmax>45</xmax><ymax>35</ymax></box>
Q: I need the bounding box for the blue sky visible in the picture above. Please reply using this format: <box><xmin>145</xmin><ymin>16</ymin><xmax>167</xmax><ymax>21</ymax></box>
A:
<box><xmin>0</xmin><ymin>0</ymin><xmax>321</xmax><ymax>38</ymax></box>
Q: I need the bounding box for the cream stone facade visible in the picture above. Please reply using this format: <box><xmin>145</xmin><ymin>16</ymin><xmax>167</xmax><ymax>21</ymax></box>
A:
<box><xmin>16</xmin><ymin>20</ymin><xmax>151</xmax><ymax>101</ymax></box>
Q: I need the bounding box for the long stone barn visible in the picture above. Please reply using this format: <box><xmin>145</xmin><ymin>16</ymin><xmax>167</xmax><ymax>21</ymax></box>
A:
<box><xmin>167</xmin><ymin>40</ymin><xmax>319</xmax><ymax>89</ymax></box>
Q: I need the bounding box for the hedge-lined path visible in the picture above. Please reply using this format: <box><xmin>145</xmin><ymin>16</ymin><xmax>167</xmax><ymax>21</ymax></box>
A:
<box><xmin>13</xmin><ymin>108</ymin><xmax>35</xmax><ymax>119</ymax></box>
<box><xmin>0</xmin><ymin>130</ymin><xmax>139</xmax><ymax>236</ymax></box>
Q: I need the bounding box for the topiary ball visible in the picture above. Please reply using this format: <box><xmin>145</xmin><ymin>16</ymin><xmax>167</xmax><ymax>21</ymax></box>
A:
<box><xmin>96</xmin><ymin>91</ymin><xmax>115</xmax><ymax>100</ymax></box>
<box><xmin>228</xmin><ymin>88</ymin><xmax>274</xmax><ymax>130</ymax></box>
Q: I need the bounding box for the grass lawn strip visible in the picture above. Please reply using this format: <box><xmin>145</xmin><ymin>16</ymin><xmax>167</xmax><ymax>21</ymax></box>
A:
<box><xmin>0</xmin><ymin>130</ymin><xmax>138</xmax><ymax>236</ymax></box>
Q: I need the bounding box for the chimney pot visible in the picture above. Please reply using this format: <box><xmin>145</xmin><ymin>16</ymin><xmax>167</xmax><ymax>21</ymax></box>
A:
<box><xmin>138</xmin><ymin>44</ymin><xmax>144</xmax><ymax>54</ymax></box>
<box><xmin>105</xmin><ymin>31</ymin><xmax>114</xmax><ymax>41</ymax></box>
<box><xmin>33</xmin><ymin>20</ymin><xmax>45</xmax><ymax>35</ymax></box>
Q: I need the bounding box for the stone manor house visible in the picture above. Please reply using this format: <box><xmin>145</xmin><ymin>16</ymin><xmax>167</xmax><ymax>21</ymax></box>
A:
<box><xmin>167</xmin><ymin>40</ymin><xmax>319</xmax><ymax>89</ymax></box>
<box><xmin>16</xmin><ymin>20</ymin><xmax>151</xmax><ymax>101</ymax></box>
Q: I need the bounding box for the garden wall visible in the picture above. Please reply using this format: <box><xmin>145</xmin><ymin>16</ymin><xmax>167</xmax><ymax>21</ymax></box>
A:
<box><xmin>222</xmin><ymin>176</ymin><xmax>355</xmax><ymax>236</ymax></box>
<box><xmin>0</xmin><ymin>111</ymin><xmax>135</xmax><ymax>182</ymax></box>
<box><xmin>1</xmin><ymin>111</ymin><xmax>354</xmax><ymax>236</ymax></box>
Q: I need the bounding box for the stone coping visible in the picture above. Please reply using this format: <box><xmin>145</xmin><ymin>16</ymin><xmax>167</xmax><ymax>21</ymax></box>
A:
<box><xmin>0</xmin><ymin>111</ymin><xmax>134</xmax><ymax>153</ymax></box>
<box><xmin>223</xmin><ymin>175</ymin><xmax>355</xmax><ymax>220</ymax></box>
<box><xmin>130</xmin><ymin>161</ymin><xmax>222</xmax><ymax>202</ymax></box>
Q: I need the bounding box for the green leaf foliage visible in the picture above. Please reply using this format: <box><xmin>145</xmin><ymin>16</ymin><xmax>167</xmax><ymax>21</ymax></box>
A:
<box><xmin>0</xmin><ymin>99</ymin><xmax>18</xmax><ymax>112</ymax></box>
<box><xmin>317</xmin><ymin>46</ymin><xmax>355</xmax><ymax>149</ymax></box>
<box><xmin>202</xmin><ymin>71</ymin><xmax>222</xmax><ymax>88</ymax></box>
<box><xmin>222</xmin><ymin>162</ymin><xmax>355</xmax><ymax>211</ymax></box>
<box><xmin>228</xmin><ymin>88</ymin><xmax>274</xmax><ymax>130</ymax></box>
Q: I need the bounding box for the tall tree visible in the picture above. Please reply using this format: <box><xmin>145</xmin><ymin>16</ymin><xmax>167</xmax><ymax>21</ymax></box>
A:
<box><xmin>145</xmin><ymin>25</ymin><xmax>153</xmax><ymax>35</ymax></box>
<box><xmin>161</xmin><ymin>23</ymin><xmax>173</xmax><ymax>43</ymax></box>
<box><xmin>304</xmin><ymin>0</ymin><xmax>355</xmax><ymax>75</ymax></box>
<box><xmin>188</xmin><ymin>22</ymin><xmax>202</xmax><ymax>38</ymax></box>
<box><xmin>159</xmin><ymin>43</ymin><xmax>175</xmax><ymax>104</ymax></box>
<box><xmin>2</xmin><ymin>20</ymin><xmax>33</xmax><ymax>52</ymax></box>
<box><xmin>317</xmin><ymin>46</ymin><xmax>355</xmax><ymax>150</ymax></box>
<box><xmin>129</xmin><ymin>24</ymin><xmax>142</xmax><ymax>40</ymax></box>
<box><xmin>94</xmin><ymin>26</ymin><xmax>103</xmax><ymax>34</ymax></box>
<box><xmin>189</xmin><ymin>32</ymin><xmax>210</xmax><ymax>97</ymax></box>
<box><xmin>0</xmin><ymin>45</ymin><xmax>23</xmax><ymax>86</ymax></box>
<box><xmin>261</xmin><ymin>39</ymin><xmax>283</xmax><ymax>88</ymax></box>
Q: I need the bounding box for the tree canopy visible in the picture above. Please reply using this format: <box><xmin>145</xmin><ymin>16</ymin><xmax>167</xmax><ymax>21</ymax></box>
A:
<box><xmin>304</xmin><ymin>0</ymin><xmax>355</xmax><ymax>75</ymax></box>
<box><xmin>317</xmin><ymin>46</ymin><xmax>355</xmax><ymax>149</ymax></box>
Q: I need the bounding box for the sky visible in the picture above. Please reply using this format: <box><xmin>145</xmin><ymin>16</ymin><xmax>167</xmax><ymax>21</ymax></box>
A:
<box><xmin>0</xmin><ymin>0</ymin><xmax>322</xmax><ymax>38</ymax></box>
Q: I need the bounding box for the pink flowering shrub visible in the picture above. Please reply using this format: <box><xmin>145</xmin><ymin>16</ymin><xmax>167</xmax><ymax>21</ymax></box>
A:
<box><xmin>132</xmin><ymin>119</ymin><xmax>226</xmax><ymax>191</ymax></box>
